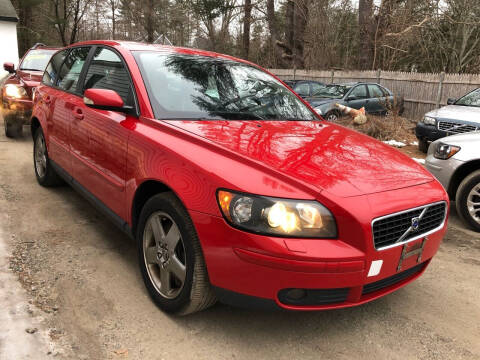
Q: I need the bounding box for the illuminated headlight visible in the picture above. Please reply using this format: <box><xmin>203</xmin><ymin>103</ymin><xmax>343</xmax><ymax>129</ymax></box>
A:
<box><xmin>4</xmin><ymin>84</ymin><xmax>28</xmax><ymax>99</ymax></box>
<box><xmin>422</xmin><ymin>116</ymin><xmax>436</xmax><ymax>126</ymax></box>
<box><xmin>314</xmin><ymin>107</ymin><xmax>323</xmax><ymax>115</ymax></box>
<box><xmin>434</xmin><ymin>142</ymin><xmax>461</xmax><ymax>160</ymax></box>
<box><xmin>217</xmin><ymin>190</ymin><xmax>337</xmax><ymax>238</ymax></box>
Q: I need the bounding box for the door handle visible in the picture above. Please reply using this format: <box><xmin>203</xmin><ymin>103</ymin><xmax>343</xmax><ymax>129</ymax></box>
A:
<box><xmin>73</xmin><ymin>107</ymin><xmax>84</xmax><ymax>120</ymax></box>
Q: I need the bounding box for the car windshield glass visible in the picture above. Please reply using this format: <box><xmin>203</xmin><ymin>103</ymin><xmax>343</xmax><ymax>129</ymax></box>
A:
<box><xmin>311</xmin><ymin>84</ymin><xmax>350</xmax><ymax>98</ymax></box>
<box><xmin>20</xmin><ymin>49</ymin><xmax>57</xmax><ymax>71</ymax></box>
<box><xmin>133</xmin><ymin>51</ymin><xmax>317</xmax><ymax>121</ymax></box>
<box><xmin>455</xmin><ymin>89</ymin><xmax>480</xmax><ymax>107</ymax></box>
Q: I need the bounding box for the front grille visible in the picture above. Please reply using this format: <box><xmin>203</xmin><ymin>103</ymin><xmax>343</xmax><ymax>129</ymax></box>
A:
<box><xmin>278</xmin><ymin>287</ymin><xmax>349</xmax><ymax>306</ymax></box>
<box><xmin>372</xmin><ymin>202</ymin><xmax>446</xmax><ymax>249</ymax></box>
<box><xmin>362</xmin><ymin>262</ymin><xmax>425</xmax><ymax>295</ymax></box>
<box><xmin>438</xmin><ymin>121</ymin><xmax>478</xmax><ymax>134</ymax></box>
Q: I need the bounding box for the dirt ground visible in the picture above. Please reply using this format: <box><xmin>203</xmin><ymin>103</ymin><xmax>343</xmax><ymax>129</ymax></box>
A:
<box><xmin>0</xmin><ymin>119</ymin><xmax>479</xmax><ymax>360</ymax></box>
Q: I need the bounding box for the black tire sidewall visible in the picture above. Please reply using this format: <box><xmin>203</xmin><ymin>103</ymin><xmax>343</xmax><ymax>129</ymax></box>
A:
<box><xmin>136</xmin><ymin>193</ymin><xmax>196</xmax><ymax>313</ymax></box>
<box><xmin>418</xmin><ymin>139</ymin><xmax>429</xmax><ymax>153</ymax></box>
<box><xmin>456</xmin><ymin>172</ymin><xmax>480</xmax><ymax>232</ymax></box>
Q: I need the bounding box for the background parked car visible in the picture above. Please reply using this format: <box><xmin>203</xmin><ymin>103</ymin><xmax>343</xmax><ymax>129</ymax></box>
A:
<box><xmin>426</xmin><ymin>132</ymin><xmax>480</xmax><ymax>231</ymax></box>
<box><xmin>304</xmin><ymin>82</ymin><xmax>404</xmax><ymax>121</ymax></box>
<box><xmin>283</xmin><ymin>79</ymin><xmax>325</xmax><ymax>98</ymax></box>
<box><xmin>416</xmin><ymin>88</ymin><xmax>480</xmax><ymax>153</ymax></box>
<box><xmin>1</xmin><ymin>43</ymin><xmax>59</xmax><ymax>138</ymax></box>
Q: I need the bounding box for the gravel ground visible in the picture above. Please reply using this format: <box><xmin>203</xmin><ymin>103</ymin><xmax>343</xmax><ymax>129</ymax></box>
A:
<box><xmin>0</xmin><ymin>119</ymin><xmax>479</xmax><ymax>360</ymax></box>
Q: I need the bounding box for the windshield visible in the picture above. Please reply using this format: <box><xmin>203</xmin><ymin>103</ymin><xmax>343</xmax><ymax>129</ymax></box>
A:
<box><xmin>20</xmin><ymin>49</ymin><xmax>57</xmax><ymax>72</ymax></box>
<box><xmin>312</xmin><ymin>84</ymin><xmax>350</xmax><ymax>98</ymax></box>
<box><xmin>455</xmin><ymin>89</ymin><xmax>480</xmax><ymax>107</ymax></box>
<box><xmin>133</xmin><ymin>51</ymin><xmax>317</xmax><ymax>121</ymax></box>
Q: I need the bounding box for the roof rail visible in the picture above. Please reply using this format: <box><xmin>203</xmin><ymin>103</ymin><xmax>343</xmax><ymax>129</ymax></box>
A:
<box><xmin>32</xmin><ymin>43</ymin><xmax>47</xmax><ymax>49</ymax></box>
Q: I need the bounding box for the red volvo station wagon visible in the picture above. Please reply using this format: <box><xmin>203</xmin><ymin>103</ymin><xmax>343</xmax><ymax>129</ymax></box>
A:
<box><xmin>31</xmin><ymin>41</ymin><xmax>449</xmax><ymax>314</ymax></box>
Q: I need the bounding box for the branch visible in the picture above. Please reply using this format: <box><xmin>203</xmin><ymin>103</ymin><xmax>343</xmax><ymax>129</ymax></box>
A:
<box><xmin>385</xmin><ymin>16</ymin><xmax>430</xmax><ymax>37</ymax></box>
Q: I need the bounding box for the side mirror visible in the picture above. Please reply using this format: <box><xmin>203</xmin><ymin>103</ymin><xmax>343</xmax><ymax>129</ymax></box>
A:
<box><xmin>447</xmin><ymin>98</ymin><xmax>456</xmax><ymax>105</ymax></box>
<box><xmin>83</xmin><ymin>88</ymin><xmax>126</xmax><ymax>112</ymax></box>
<box><xmin>3</xmin><ymin>62</ymin><xmax>15</xmax><ymax>73</ymax></box>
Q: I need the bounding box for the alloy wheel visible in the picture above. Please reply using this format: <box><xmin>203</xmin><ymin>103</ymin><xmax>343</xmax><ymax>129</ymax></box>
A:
<box><xmin>34</xmin><ymin>134</ymin><xmax>47</xmax><ymax>178</ymax></box>
<box><xmin>326</xmin><ymin>112</ymin><xmax>338</xmax><ymax>121</ymax></box>
<box><xmin>143</xmin><ymin>211</ymin><xmax>187</xmax><ymax>299</ymax></box>
<box><xmin>467</xmin><ymin>183</ymin><xmax>480</xmax><ymax>225</ymax></box>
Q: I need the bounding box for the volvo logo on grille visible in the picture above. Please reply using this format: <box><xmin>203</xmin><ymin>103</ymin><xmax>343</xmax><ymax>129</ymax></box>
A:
<box><xmin>411</xmin><ymin>217</ymin><xmax>420</xmax><ymax>231</ymax></box>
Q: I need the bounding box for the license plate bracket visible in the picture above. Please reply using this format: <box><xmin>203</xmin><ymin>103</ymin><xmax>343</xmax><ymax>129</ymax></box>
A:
<box><xmin>397</xmin><ymin>238</ymin><xmax>427</xmax><ymax>272</ymax></box>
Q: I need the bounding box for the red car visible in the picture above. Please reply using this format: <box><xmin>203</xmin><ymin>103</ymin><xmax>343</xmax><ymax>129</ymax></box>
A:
<box><xmin>2</xmin><ymin>43</ymin><xmax>59</xmax><ymax>137</ymax></box>
<box><xmin>31</xmin><ymin>41</ymin><xmax>449</xmax><ymax>314</ymax></box>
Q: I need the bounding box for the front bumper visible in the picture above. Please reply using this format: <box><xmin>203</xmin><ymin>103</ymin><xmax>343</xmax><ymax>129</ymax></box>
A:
<box><xmin>1</xmin><ymin>98</ymin><xmax>33</xmax><ymax>124</ymax></box>
<box><xmin>191</xmin><ymin>181</ymin><xmax>448</xmax><ymax>310</ymax></box>
<box><xmin>425</xmin><ymin>154</ymin><xmax>464</xmax><ymax>194</ymax></box>
<box><xmin>415</xmin><ymin>122</ymin><xmax>448</xmax><ymax>143</ymax></box>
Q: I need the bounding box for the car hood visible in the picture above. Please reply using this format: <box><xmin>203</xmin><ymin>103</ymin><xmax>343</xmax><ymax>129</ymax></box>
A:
<box><xmin>426</xmin><ymin>105</ymin><xmax>480</xmax><ymax>124</ymax></box>
<box><xmin>165</xmin><ymin>120</ymin><xmax>433</xmax><ymax>197</ymax></box>
<box><xmin>16</xmin><ymin>70</ymin><xmax>43</xmax><ymax>88</ymax></box>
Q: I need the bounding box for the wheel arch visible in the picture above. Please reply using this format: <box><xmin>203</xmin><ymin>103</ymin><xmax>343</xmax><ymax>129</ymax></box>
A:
<box><xmin>448</xmin><ymin>160</ymin><xmax>480</xmax><ymax>200</ymax></box>
<box><xmin>31</xmin><ymin>116</ymin><xmax>41</xmax><ymax>139</ymax></box>
<box><xmin>131</xmin><ymin>180</ymin><xmax>176</xmax><ymax>236</ymax></box>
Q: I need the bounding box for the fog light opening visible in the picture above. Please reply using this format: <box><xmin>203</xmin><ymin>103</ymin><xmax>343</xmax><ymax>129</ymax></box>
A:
<box><xmin>286</xmin><ymin>288</ymin><xmax>306</xmax><ymax>300</ymax></box>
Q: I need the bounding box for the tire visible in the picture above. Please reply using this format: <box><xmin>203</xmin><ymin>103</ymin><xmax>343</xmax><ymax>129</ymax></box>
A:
<box><xmin>455</xmin><ymin>170</ymin><xmax>480</xmax><ymax>232</ymax></box>
<box><xmin>4</xmin><ymin>113</ymin><xmax>22</xmax><ymax>138</ymax></box>
<box><xmin>33</xmin><ymin>128</ymin><xmax>63</xmax><ymax>187</ymax></box>
<box><xmin>324</xmin><ymin>110</ymin><xmax>340</xmax><ymax>122</ymax></box>
<box><xmin>137</xmin><ymin>192</ymin><xmax>216</xmax><ymax>315</ymax></box>
<box><xmin>418</xmin><ymin>139</ymin><xmax>429</xmax><ymax>153</ymax></box>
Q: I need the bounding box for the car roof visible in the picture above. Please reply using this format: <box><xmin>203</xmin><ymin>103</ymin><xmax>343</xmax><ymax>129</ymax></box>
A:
<box><xmin>70</xmin><ymin>40</ymin><xmax>258</xmax><ymax>67</ymax></box>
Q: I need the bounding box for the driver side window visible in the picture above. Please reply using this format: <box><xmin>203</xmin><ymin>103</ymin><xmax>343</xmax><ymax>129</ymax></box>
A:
<box><xmin>82</xmin><ymin>47</ymin><xmax>134</xmax><ymax>107</ymax></box>
<box><xmin>349</xmin><ymin>85</ymin><xmax>368</xmax><ymax>99</ymax></box>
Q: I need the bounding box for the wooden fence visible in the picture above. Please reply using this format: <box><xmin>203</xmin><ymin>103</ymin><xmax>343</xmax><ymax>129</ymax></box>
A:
<box><xmin>269</xmin><ymin>69</ymin><xmax>480</xmax><ymax>120</ymax></box>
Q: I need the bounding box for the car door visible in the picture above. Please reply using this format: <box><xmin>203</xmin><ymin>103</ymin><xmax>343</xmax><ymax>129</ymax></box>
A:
<box><xmin>366</xmin><ymin>84</ymin><xmax>387</xmax><ymax>114</ymax></box>
<box><xmin>41</xmin><ymin>49</ymin><xmax>69</xmax><ymax>170</ymax></box>
<box><xmin>69</xmin><ymin>46</ymin><xmax>136</xmax><ymax>220</ymax></box>
<box><xmin>44</xmin><ymin>47</ymin><xmax>90</xmax><ymax>173</ymax></box>
<box><xmin>345</xmin><ymin>85</ymin><xmax>368</xmax><ymax>110</ymax></box>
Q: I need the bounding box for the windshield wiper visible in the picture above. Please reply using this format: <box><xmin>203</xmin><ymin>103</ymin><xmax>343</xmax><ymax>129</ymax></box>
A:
<box><xmin>19</xmin><ymin>68</ymin><xmax>43</xmax><ymax>72</ymax></box>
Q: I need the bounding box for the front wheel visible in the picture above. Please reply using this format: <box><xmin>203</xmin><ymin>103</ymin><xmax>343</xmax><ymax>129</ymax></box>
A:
<box><xmin>418</xmin><ymin>139</ymin><xmax>429</xmax><ymax>153</ymax></box>
<box><xmin>456</xmin><ymin>170</ymin><xmax>480</xmax><ymax>232</ymax></box>
<box><xmin>4</xmin><ymin>113</ymin><xmax>22</xmax><ymax>138</ymax></box>
<box><xmin>33</xmin><ymin>128</ymin><xmax>63</xmax><ymax>187</ymax></box>
<box><xmin>137</xmin><ymin>192</ymin><xmax>216</xmax><ymax>315</ymax></box>
<box><xmin>324</xmin><ymin>110</ymin><xmax>340</xmax><ymax>122</ymax></box>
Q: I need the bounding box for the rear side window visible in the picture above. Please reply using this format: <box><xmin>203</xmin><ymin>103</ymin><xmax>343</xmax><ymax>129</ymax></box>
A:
<box><xmin>43</xmin><ymin>50</ymin><xmax>69</xmax><ymax>87</ymax></box>
<box><xmin>57</xmin><ymin>47</ymin><xmax>90</xmax><ymax>93</ymax></box>
<box><xmin>83</xmin><ymin>47</ymin><xmax>134</xmax><ymax>106</ymax></box>
<box><xmin>311</xmin><ymin>82</ymin><xmax>324</xmax><ymax>96</ymax></box>
<box><xmin>367</xmin><ymin>84</ymin><xmax>385</xmax><ymax>98</ymax></box>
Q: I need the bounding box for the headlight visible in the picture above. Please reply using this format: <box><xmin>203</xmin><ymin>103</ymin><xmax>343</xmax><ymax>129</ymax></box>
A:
<box><xmin>422</xmin><ymin>116</ymin><xmax>436</xmax><ymax>126</ymax></box>
<box><xmin>4</xmin><ymin>84</ymin><xmax>28</xmax><ymax>99</ymax></box>
<box><xmin>314</xmin><ymin>107</ymin><xmax>323</xmax><ymax>115</ymax></box>
<box><xmin>434</xmin><ymin>142</ymin><xmax>461</xmax><ymax>159</ymax></box>
<box><xmin>217</xmin><ymin>189</ymin><xmax>337</xmax><ymax>238</ymax></box>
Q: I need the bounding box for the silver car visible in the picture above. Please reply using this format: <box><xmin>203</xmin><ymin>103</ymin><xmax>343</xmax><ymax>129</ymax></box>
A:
<box><xmin>426</xmin><ymin>132</ymin><xmax>480</xmax><ymax>231</ymax></box>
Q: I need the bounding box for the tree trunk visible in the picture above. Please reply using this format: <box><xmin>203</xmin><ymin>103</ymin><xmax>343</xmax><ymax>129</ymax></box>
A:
<box><xmin>358</xmin><ymin>0</ymin><xmax>374</xmax><ymax>69</ymax></box>
<box><xmin>242</xmin><ymin>0</ymin><xmax>252</xmax><ymax>60</ymax></box>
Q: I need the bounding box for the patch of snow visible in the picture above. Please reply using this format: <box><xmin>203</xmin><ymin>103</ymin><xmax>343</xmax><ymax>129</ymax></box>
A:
<box><xmin>412</xmin><ymin>158</ymin><xmax>426</xmax><ymax>164</ymax></box>
<box><xmin>410</xmin><ymin>141</ymin><xmax>419</xmax><ymax>146</ymax></box>
<box><xmin>383</xmin><ymin>140</ymin><xmax>406</xmax><ymax>147</ymax></box>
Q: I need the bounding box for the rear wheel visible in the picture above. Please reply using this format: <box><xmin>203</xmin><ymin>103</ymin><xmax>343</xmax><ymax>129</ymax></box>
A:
<box><xmin>33</xmin><ymin>128</ymin><xmax>63</xmax><ymax>187</ymax></box>
<box><xmin>456</xmin><ymin>170</ymin><xmax>480</xmax><ymax>232</ymax></box>
<box><xmin>4</xmin><ymin>113</ymin><xmax>22</xmax><ymax>138</ymax></box>
<box><xmin>418</xmin><ymin>139</ymin><xmax>429</xmax><ymax>153</ymax></box>
<box><xmin>137</xmin><ymin>192</ymin><xmax>216</xmax><ymax>315</ymax></box>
